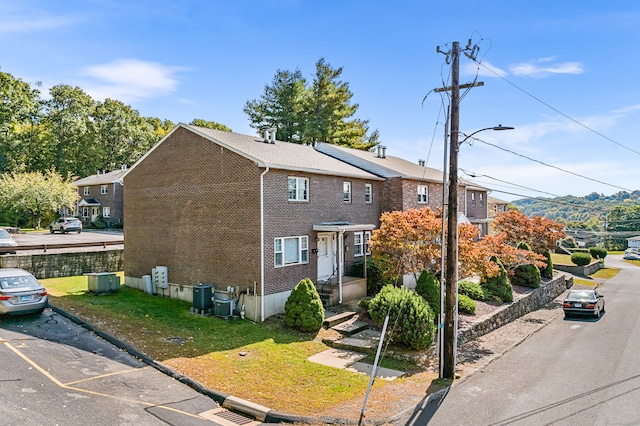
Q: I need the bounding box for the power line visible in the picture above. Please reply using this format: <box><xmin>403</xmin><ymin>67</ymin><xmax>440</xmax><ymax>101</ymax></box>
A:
<box><xmin>469</xmin><ymin>136</ymin><xmax>635</xmax><ymax>192</ymax></box>
<box><xmin>477</xmin><ymin>61</ymin><xmax>640</xmax><ymax>157</ymax></box>
<box><xmin>460</xmin><ymin>169</ymin><xmax>562</xmax><ymax>198</ymax></box>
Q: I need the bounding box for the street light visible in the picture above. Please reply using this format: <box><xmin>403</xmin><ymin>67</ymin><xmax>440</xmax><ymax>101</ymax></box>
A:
<box><xmin>441</xmin><ymin>124</ymin><xmax>513</xmax><ymax>380</ymax></box>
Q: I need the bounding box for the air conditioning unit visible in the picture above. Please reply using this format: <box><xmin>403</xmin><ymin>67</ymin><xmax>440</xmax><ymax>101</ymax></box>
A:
<box><xmin>153</xmin><ymin>266</ymin><xmax>168</xmax><ymax>288</ymax></box>
<box><xmin>214</xmin><ymin>299</ymin><xmax>235</xmax><ymax>318</ymax></box>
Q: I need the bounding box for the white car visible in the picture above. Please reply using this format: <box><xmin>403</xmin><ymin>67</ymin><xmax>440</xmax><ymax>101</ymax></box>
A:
<box><xmin>0</xmin><ymin>268</ymin><xmax>48</xmax><ymax>315</ymax></box>
<box><xmin>49</xmin><ymin>217</ymin><xmax>83</xmax><ymax>234</ymax></box>
<box><xmin>0</xmin><ymin>229</ymin><xmax>18</xmax><ymax>254</ymax></box>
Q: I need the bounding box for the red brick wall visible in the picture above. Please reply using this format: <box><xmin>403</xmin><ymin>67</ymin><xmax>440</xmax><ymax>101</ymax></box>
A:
<box><xmin>124</xmin><ymin>127</ymin><xmax>262</xmax><ymax>292</ymax></box>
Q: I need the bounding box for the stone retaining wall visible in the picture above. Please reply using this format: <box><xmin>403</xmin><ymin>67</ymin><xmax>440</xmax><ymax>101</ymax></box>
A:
<box><xmin>0</xmin><ymin>249</ymin><xmax>124</xmax><ymax>279</ymax></box>
<box><xmin>553</xmin><ymin>260</ymin><xmax>601</xmax><ymax>277</ymax></box>
<box><xmin>457</xmin><ymin>272</ymin><xmax>572</xmax><ymax>346</ymax></box>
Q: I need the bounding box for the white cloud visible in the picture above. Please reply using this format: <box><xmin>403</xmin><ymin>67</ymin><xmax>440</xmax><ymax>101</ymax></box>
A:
<box><xmin>509</xmin><ymin>58</ymin><xmax>584</xmax><ymax>78</ymax></box>
<box><xmin>461</xmin><ymin>60</ymin><xmax>507</xmax><ymax>78</ymax></box>
<box><xmin>0</xmin><ymin>2</ymin><xmax>77</xmax><ymax>33</ymax></box>
<box><xmin>80</xmin><ymin>59</ymin><xmax>185</xmax><ymax>103</ymax></box>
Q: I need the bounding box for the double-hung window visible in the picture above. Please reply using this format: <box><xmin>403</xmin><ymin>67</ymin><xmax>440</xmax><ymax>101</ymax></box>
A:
<box><xmin>364</xmin><ymin>183</ymin><xmax>372</xmax><ymax>204</ymax></box>
<box><xmin>471</xmin><ymin>193</ymin><xmax>476</xmax><ymax>207</ymax></box>
<box><xmin>288</xmin><ymin>177</ymin><xmax>308</xmax><ymax>201</ymax></box>
<box><xmin>102</xmin><ymin>207</ymin><xmax>111</xmax><ymax>218</ymax></box>
<box><xmin>418</xmin><ymin>185</ymin><xmax>428</xmax><ymax>204</ymax></box>
<box><xmin>343</xmin><ymin>181</ymin><xmax>351</xmax><ymax>203</ymax></box>
<box><xmin>101</xmin><ymin>185</ymin><xmax>108</xmax><ymax>194</ymax></box>
<box><xmin>354</xmin><ymin>231</ymin><xmax>371</xmax><ymax>257</ymax></box>
<box><xmin>274</xmin><ymin>236</ymin><xmax>309</xmax><ymax>267</ymax></box>
<box><xmin>480</xmin><ymin>193</ymin><xmax>484</xmax><ymax>207</ymax></box>
<box><xmin>83</xmin><ymin>187</ymin><xmax>90</xmax><ymax>196</ymax></box>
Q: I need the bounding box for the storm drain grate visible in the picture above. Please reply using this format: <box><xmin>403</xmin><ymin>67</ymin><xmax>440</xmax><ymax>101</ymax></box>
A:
<box><xmin>212</xmin><ymin>408</ymin><xmax>254</xmax><ymax>425</ymax></box>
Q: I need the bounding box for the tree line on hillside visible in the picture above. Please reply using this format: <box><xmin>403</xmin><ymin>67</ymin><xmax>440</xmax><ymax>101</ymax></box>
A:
<box><xmin>0</xmin><ymin>58</ymin><xmax>378</xmax><ymax>227</ymax></box>
<box><xmin>513</xmin><ymin>191</ymin><xmax>640</xmax><ymax>250</ymax></box>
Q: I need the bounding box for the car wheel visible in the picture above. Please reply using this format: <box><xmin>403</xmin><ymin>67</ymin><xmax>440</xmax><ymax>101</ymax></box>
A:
<box><xmin>594</xmin><ymin>307</ymin><xmax>601</xmax><ymax>318</ymax></box>
<box><xmin>77</xmin><ymin>230</ymin><xmax>81</xmax><ymax>234</ymax></box>
<box><xmin>602</xmin><ymin>302</ymin><xmax>605</xmax><ymax>313</ymax></box>
<box><xmin>61</xmin><ymin>229</ymin><xmax>66</xmax><ymax>234</ymax></box>
<box><xmin>49</xmin><ymin>227</ymin><xmax>54</xmax><ymax>234</ymax></box>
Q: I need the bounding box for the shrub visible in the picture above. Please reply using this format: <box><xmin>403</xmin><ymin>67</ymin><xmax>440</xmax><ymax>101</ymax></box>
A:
<box><xmin>589</xmin><ymin>247</ymin><xmax>608</xmax><ymax>260</ymax></box>
<box><xmin>366</xmin><ymin>257</ymin><xmax>394</xmax><ymax>296</ymax></box>
<box><xmin>358</xmin><ymin>297</ymin><xmax>372</xmax><ymax>311</ymax></box>
<box><xmin>284</xmin><ymin>278</ymin><xmax>325</xmax><ymax>332</ymax></box>
<box><xmin>512</xmin><ymin>242</ymin><xmax>540</xmax><ymax>288</ymax></box>
<box><xmin>458</xmin><ymin>294</ymin><xmax>476</xmax><ymax>315</ymax></box>
<box><xmin>367</xmin><ymin>285</ymin><xmax>435</xmax><ymax>350</ymax></box>
<box><xmin>480</xmin><ymin>256</ymin><xmax>513</xmax><ymax>304</ymax></box>
<box><xmin>571</xmin><ymin>252</ymin><xmax>592</xmax><ymax>266</ymax></box>
<box><xmin>415</xmin><ymin>270</ymin><xmax>440</xmax><ymax>317</ymax></box>
<box><xmin>540</xmin><ymin>249</ymin><xmax>553</xmax><ymax>279</ymax></box>
<box><xmin>560</xmin><ymin>237</ymin><xmax>577</xmax><ymax>249</ymax></box>
<box><xmin>458</xmin><ymin>280</ymin><xmax>485</xmax><ymax>301</ymax></box>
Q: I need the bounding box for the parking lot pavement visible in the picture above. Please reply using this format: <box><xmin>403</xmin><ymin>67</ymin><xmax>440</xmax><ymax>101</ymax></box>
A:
<box><xmin>11</xmin><ymin>230</ymin><xmax>124</xmax><ymax>254</ymax></box>
<box><xmin>0</xmin><ymin>309</ymin><xmax>221</xmax><ymax>425</ymax></box>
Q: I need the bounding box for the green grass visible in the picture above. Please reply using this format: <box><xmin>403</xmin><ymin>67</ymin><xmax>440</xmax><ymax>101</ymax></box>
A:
<box><xmin>43</xmin><ymin>274</ymin><xmax>417</xmax><ymax>415</ymax></box>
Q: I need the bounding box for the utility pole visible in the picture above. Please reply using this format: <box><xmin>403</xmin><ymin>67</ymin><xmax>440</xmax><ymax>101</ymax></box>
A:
<box><xmin>444</xmin><ymin>41</ymin><xmax>461</xmax><ymax>380</ymax></box>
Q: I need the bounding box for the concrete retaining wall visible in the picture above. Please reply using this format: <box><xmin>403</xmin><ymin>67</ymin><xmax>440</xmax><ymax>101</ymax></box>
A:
<box><xmin>458</xmin><ymin>272</ymin><xmax>572</xmax><ymax>346</ymax></box>
<box><xmin>553</xmin><ymin>260</ymin><xmax>602</xmax><ymax>277</ymax></box>
<box><xmin>0</xmin><ymin>249</ymin><xmax>124</xmax><ymax>279</ymax></box>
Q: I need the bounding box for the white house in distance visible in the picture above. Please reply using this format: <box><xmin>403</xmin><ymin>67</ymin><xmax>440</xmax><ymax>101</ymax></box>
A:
<box><xmin>627</xmin><ymin>235</ymin><xmax>640</xmax><ymax>249</ymax></box>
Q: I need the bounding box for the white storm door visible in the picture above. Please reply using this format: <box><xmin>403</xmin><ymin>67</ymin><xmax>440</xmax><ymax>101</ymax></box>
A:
<box><xmin>317</xmin><ymin>233</ymin><xmax>335</xmax><ymax>280</ymax></box>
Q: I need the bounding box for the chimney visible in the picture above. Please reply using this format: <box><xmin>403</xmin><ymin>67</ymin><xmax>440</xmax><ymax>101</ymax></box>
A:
<box><xmin>381</xmin><ymin>146</ymin><xmax>387</xmax><ymax>159</ymax></box>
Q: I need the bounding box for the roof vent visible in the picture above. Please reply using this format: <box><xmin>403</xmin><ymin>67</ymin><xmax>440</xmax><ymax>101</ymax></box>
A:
<box><xmin>269</xmin><ymin>127</ymin><xmax>276</xmax><ymax>144</ymax></box>
<box><xmin>263</xmin><ymin>128</ymin><xmax>270</xmax><ymax>143</ymax></box>
<box><xmin>380</xmin><ymin>146</ymin><xmax>387</xmax><ymax>159</ymax></box>
<box><xmin>418</xmin><ymin>159</ymin><xmax>425</xmax><ymax>167</ymax></box>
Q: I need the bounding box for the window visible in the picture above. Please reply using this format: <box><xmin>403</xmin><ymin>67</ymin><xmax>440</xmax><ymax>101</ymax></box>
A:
<box><xmin>354</xmin><ymin>231</ymin><xmax>371</xmax><ymax>257</ymax></box>
<box><xmin>471</xmin><ymin>193</ymin><xmax>476</xmax><ymax>207</ymax></box>
<box><xmin>418</xmin><ymin>185</ymin><xmax>428</xmax><ymax>204</ymax></box>
<box><xmin>102</xmin><ymin>207</ymin><xmax>110</xmax><ymax>218</ymax></box>
<box><xmin>101</xmin><ymin>185</ymin><xmax>108</xmax><ymax>194</ymax></box>
<box><xmin>480</xmin><ymin>193</ymin><xmax>484</xmax><ymax>207</ymax></box>
<box><xmin>274</xmin><ymin>236</ymin><xmax>309</xmax><ymax>267</ymax></box>
<box><xmin>343</xmin><ymin>181</ymin><xmax>351</xmax><ymax>203</ymax></box>
<box><xmin>288</xmin><ymin>177</ymin><xmax>308</xmax><ymax>201</ymax></box>
<box><xmin>83</xmin><ymin>187</ymin><xmax>90</xmax><ymax>196</ymax></box>
<box><xmin>364</xmin><ymin>183</ymin><xmax>372</xmax><ymax>204</ymax></box>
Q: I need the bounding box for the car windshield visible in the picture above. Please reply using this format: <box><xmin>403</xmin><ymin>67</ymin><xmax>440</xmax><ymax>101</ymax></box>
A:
<box><xmin>567</xmin><ymin>290</ymin><xmax>596</xmax><ymax>301</ymax></box>
<box><xmin>0</xmin><ymin>274</ymin><xmax>41</xmax><ymax>289</ymax></box>
<box><xmin>0</xmin><ymin>229</ymin><xmax>11</xmax><ymax>238</ymax></box>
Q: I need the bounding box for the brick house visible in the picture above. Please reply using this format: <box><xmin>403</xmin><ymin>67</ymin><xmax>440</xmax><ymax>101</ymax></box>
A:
<box><xmin>315</xmin><ymin>143</ymin><xmax>490</xmax><ymax>235</ymax></box>
<box><xmin>73</xmin><ymin>167</ymin><xmax>127</xmax><ymax>227</ymax></box>
<box><xmin>123</xmin><ymin>124</ymin><xmax>383</xmax><ymax>321</ymax></box>
<box><xmin>488</xmin><ymin>196</ymin><xmax>510</xmax><ymax>235</ymax></box>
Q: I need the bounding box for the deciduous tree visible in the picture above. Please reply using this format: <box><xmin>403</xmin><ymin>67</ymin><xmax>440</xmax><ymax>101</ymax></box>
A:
<box><xmin>492</xmin><ymin>210</ymin><xmax>565</xmax><ymax>253</ymax></box>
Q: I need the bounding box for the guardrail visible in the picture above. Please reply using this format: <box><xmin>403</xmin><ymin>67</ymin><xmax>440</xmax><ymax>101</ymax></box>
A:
<box><xmin>0</xmin><ymin>240</ymin><xmax>123</xmax><ymax>254</ymax></box>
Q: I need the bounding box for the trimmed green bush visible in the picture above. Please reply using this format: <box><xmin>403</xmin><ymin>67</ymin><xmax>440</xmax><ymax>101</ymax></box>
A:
<box><xmin>284</xmin><ymin>278</ymin><xmax>325</xmax><ymax>332</ymax></box>
<box><xmin>415</xmin><ymin>270</ymin><xmax>440</xmax><ymax>317</ymax></box>
<box><xmin>366</xmin><ymin>257</ymin><xmax>394</xmax><ymax>296</ymax></box>
<box><xmin>458</xmin><ymin>294</ymin><xmax>476</xmax><ymax>315</ymax></box>
<box><xmin>571</xmin><ymin>252</ymin><xmax>592</xmax><ymax>266</ymax></box>
<box><xmin>480</xmin><ymin>256</ymin><xmax>513</xmax><ymax>304</ymax></box>
<box><xmin>589</xmin><ymin>247</ymin><xmax>608</xmax><ymax>260</ymax></box>
<box><xmin>540</xmin><ymin>249</ymin><xmax>553</xmax><ymax>279</ymax></box>
<box><xmin>367</xmin><ymin>285</ymin><xmax>436</xmax><ymax>350</ymax></box>
<box><xmin>458</xmin><ymin>280</ymin><xmax>485</xmax><ymax>301</ymax></box>
<box><xmin>512</xmin><ymin>241</ymin><xmax>540</xmax><ymax>288</ymax></box>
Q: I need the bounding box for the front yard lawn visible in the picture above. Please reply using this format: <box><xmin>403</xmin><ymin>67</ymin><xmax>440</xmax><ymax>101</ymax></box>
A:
<box><xmin>43</xmin><ymin>273</ymin><xmax>428</xmax><ymax>416</ymax></box>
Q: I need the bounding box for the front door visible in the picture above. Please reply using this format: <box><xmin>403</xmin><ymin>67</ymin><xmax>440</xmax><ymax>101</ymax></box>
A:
<box><xmin>317</xmin><ymin>233</ymin><xmax>335</xmax><ymax>281</ymax></box>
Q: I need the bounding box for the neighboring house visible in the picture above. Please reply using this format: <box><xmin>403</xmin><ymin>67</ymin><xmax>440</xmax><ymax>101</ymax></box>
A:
<box><xmin>73</xmin><ymin>167</ymin><xmax>127</xmax><ymax>227</ymax></box>
<box><xmin>315</xmin><ymin>143</ymin><xmax>490</xmax><ymax>234</ymax></box>
<box><xmin>627</xmin><ymin>236</ymin><xmax>640</xmax><ymax>249</ymax></box>
<box><xmin>487</xmin><ymin>196</ymin><xmax>510</xmax><ymax>235</ymax></box>
<box><xmin>123</xmin><ymin>124</ymin><xmax>384</xmax><ymax>322</ymax></box>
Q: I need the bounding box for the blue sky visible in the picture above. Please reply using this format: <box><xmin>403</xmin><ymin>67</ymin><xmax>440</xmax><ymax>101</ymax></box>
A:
<box><xmin>2</xmin><ymin>0</ymin><xmax>639</xmax><ymax>202</ymax></box>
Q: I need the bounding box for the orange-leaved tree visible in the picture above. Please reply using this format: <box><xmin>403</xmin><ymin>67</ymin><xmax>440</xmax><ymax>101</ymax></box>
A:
<box><xmin>492</xmin><ymin>210</ymin><xmax>565</xmax><ymax>253</ymax></box>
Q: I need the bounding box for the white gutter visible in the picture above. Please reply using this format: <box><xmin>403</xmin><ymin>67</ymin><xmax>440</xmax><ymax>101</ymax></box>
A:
<box><xmin>260</xmin><ymin>166</ymin><xmax>269</xmax><ymax>322</ymax></box>
<box><xmin>338</xmin><ymin>231</ymin><xmax>344</xmax><ymax>304</ymax></box>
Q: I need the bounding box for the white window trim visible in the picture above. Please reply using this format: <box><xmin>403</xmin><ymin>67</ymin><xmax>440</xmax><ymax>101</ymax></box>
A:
<box><xmin>480</xmin><ymin>193</ymin><xmax>484</xmax><ymax>207</ymax></box>
<box><xmin>354</xmin><ymin>231</ymin><xmax>371</xmax><ymax>257</ymax></box>
<box><xmin>102</xmin><ymin>207</ymin><xmax>111</xmax><ymax>218</ymax></box>
<box><xmin>288</xmin><ymin>177</ymin><xmax>309</xmax><ymax>202</ymax></box>
<box><xmin>418</xmin><ymin>185</ymin><xmax>428</xmax><ymax>204</ymax></box>
<box><xmin>274</xmin><ymin>236</ymin><xmax>309</xmax><ymax>267</ymax></box>
<box><xmin>471</xmin><ymin>192</ymin><xmax>476</xmax><ymax>207</ymax></box>
<box><xmin>343</xmin><ymin>181</ymin><xmax>351</xmax><ymax>203</ymax></box>
<box><xmin>101</xmin><ymin>185</ymin><xmax>108</xmax><ymax>194</ymax></box>
<box><xmin>364</xmin><ymin>183</ymin><xmax>372</xmax><ymax>204</ymax></box>
<box><xmin>83</xmin><ymin>187</ymin><xmax>90</xmax><ymax>196</ymax></box>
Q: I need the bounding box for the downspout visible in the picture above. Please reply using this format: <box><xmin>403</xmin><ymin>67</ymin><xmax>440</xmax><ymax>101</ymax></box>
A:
<box><xmin>338</xmin><ymin>230</ymin><xmax>344</xmax><ymax>304</ymax></box>
<box><xmin>260</xmin><ymin>166</ymin><xmax>269</xmax><ymax>322</ymax></box>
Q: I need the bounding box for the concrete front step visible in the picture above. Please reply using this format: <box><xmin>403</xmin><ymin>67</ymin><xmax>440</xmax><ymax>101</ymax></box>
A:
<box><xmin>331</xmin><ymin>319</ymin><xmax>370</xmax><ymax>336</ymax></box>
<box><xmin>323</xmin><ymin>311</ymin><xmax>357</xmax><ymax>328</ymax></box>
<box><xmin>332</xmin><ymin>329</ymin><xmax>382</xmax><ymax>354</ymax></box>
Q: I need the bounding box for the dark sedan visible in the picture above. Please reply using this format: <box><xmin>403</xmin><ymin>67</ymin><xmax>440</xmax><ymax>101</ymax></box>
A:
<box><xmin>563</xmin><ymin>289</ymin><xmax>605</xmax><ymax>318</ymax></box>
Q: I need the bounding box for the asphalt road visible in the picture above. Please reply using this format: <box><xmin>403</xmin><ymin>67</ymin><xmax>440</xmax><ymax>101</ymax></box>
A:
<box><xmin>11</xmin><ymin>229</ymin><xmax>124</xmax><ymax>254</ymax></box>
<box><xmin>0</xmin><ymin>309</ymin><xmax>227</xmax><ymax>425</ymax></box>
<box><xmin>424</xmin><ymin>255</ymin><xmax>640</xmax><ymax>425</ymax></box>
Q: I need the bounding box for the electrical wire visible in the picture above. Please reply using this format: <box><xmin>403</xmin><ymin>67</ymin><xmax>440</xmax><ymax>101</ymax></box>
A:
<box><xmin>460</xmin><ymin>168</ymin><xmax>562</xmax><ymax>198</ymax></box>
<box><xmin>468</xmin><ymin>135</ymin><xmax>635</xmax><ymax>193</ymax></box>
